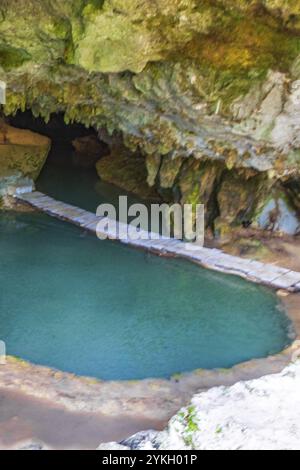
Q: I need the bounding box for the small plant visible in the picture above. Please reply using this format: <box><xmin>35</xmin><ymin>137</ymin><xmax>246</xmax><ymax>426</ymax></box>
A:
<box><xmin>171</xmin><ymin>372</ymin><xmax>183</xmax><ymax>381</ymax></box>
<box><xmin>179</xmin><ymin>405</ymin><xmax>200</xmax><ymax>449</ymax></box>
<box><xmin>216</xmin><ymin>426</ymin><xmax>223</xmax><ymax>435</ymax></box>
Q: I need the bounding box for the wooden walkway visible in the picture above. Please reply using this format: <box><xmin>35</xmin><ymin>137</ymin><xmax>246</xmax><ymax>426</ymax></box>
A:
<box><xmin>16</xmin><ymin>190</ymin><xmax>300</xmax><ymax>292</ymax></box>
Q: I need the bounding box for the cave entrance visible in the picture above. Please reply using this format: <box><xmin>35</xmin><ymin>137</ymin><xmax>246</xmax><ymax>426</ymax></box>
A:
<box><xmin>9</xmin><ymin>110</ymin><xmax>106</xmax><ymax>169</ymax></box>
<box><xmin>8</xmin><ymin>111</ymin><xmax>159</xmax><ymax>218</ymax></box>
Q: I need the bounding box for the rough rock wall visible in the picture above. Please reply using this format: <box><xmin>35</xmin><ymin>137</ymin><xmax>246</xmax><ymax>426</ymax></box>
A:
<box><xmin>0</xmin><ymin>122</ymin><xmax>51</xmax><ymax>180</ymax></box>
<box><xmin>1</xmin><ymin>1</ymin><xmax>300</xmax><ymax>234</ymax></box>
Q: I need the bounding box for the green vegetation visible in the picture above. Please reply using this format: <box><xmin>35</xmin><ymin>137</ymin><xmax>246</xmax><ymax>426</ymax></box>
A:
<box><xmin>177</xmin><ymin>406</ymin><xmax>200</xmax><ymax>448</ymax></box>
<box><xmin>0</xmin><ymin>43</ymin><xmax>31</xmax><ymax>70</ymax></box>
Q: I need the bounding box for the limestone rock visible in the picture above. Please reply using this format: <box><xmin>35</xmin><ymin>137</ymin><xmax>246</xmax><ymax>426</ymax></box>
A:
<box><xmin>215</xmin><ymin>171</ymin><xmax>270</xmax><ymax>234</ymax></box>
<box><xmin>155</xmin><ymin>361</ymin><xmax>300</xmax><ymax>450</ymax></box>
<box><xmin>0</xmin><ymin>171</ymin><xmax>34</xmax><ymax>198</ymax></box>
<box><xmin>0</xmin><ymin>123</ymin><xmax>51</xmax><ymax>180</ymax></box>
<box><xmin>256</xmin><ymin>192</ymin><xmax>300</xmax><ymax>235</ymax></box>
<box><xmin>96</xmin><ymin>151</ymin><xmax>159</xmax><ymax>200</ymax></box>
<box><xmin>232</xmin><ymin>70</ymin><xmax>288</xmax><ymax>141</ymax></box>
<box><xmin>106</xmin><ymin>362</ymin><xmax>300</xmax><ymax>451</ymax></box>
<box><xmin>72</xmin><ymin>134</ymin><xmax>107</xmax><ymax>168</ymax></box>
<box><xmin>179</xmin><ymin>160</ymin><xmax>223</xmax><ymax>228</ymax></box>
<box><xmin>15</xmin><ymin>440</ymin><xmax>48</xmax><ymax>450</ymax></box>
<box><xmin>271</xmin><ymin>79</ymin><xmax>300</xmax><ymax>154</ymax></box>
<box><xmin>283</xmin><ymin>177</ymin><xmax>300</xmax><ymax>213</ymax></box>
<box><xmin>1</xmin><ymin>1</ymin><xmax>300</xmax><ymax>235</ymax></box>
<box><xmin>159</xmin><ymin>156</ymin><xmax>183</xmax><ymax>189</ymax></box>
<box><xmin>97</xmin><ymin>442</ymin><xmax>130</xmax><ymax>451</ymax></box>
<box><xmin>98</xmin><ymin>431</ymin><xmax>161</xmax><ymax>451</ymax></box>
<box><xmin>120</xmin><ymin>430</ymin><xmax>161</xmax><ymax>450</ymax></box>
<box><xmin>2</xmin><ymin>1</ymin><xmax>300</xmax><ymax>177</ymax></box>
<box><xmin>146</xmin><ymin>154</ymin><xmax>161</xmax><ymax>188</ymax></box>
<box><xmin>74</xmin><ymin>0</ymin><xmax>216</xmax><ymax>74</ymax></box>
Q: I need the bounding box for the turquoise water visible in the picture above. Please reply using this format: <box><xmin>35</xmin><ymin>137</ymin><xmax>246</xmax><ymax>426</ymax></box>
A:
<box><xmin>37</xmin><ymin>163</ymin><xmax>156</xmax><ymax>232</ymax></box>
<box><xmin>37</xmin><ymin>163</ymin><xmax>152</xmax><ymax>212</ymax></box>
<box><xmin>0</xmin><ymin>211</ymin><xmax>292</xmax><ymax>380</ymax></box>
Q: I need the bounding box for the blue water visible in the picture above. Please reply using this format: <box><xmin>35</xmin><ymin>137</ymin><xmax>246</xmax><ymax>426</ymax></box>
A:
<box><xmin>0</xmin><ymin>210</ymin><xmax>292</xmax><ymax>380</ymax></box>
<box><xmin>37</xmin><ymin>163</ymin><xmax>156</xmax><ymax>232</ymax></box>
<box><xmin>37</xmin><ymin>163</ymin><xmax>152</xmax><ymax>213</ymax></box>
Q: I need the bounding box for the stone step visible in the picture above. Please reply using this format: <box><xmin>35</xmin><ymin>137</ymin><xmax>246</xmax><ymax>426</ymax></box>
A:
<box><xmin>15</xmin><ymin>190</ymin><xmax>300</xmax><ymax>292</ymax></box>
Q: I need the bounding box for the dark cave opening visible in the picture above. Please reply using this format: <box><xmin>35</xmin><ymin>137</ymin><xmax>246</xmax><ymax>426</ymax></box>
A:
<box><xmin>6</xmin><ymin>111</ymin><xmax>159</xmax><ymax>221</ymax></box>
<box><xmin>8</xmin><ymin>111</ymin><xmax>109</xmax><ymax>169</ymax></box>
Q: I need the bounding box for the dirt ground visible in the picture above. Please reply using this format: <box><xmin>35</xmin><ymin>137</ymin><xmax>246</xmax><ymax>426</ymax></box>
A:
<box><xmin>0</xmin><ymin>388</ymin><xmax>165</xmax><ymax>450</ymax></box>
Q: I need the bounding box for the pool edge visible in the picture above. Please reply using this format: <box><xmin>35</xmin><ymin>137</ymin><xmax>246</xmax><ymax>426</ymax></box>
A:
<box><xmin>0</xmin><ymin>293</ymin><xmax>298</xmax><ymax>424</ymax></box>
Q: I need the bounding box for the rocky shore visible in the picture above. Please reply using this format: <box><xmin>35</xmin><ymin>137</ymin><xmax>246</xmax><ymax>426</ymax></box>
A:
<box><xmin>99</xmin><ymin>360</ymin><xmax>300</xmax><ymax>451</ymax></box>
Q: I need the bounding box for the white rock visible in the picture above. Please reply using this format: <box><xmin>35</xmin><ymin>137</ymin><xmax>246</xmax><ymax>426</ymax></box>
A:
<box><xmin>156</xmin><ymin>361</ymin><xmax>300</xmax><ymax>450</ymax></box>
<box><xmin>14</xmin><ymin>440</ymin><xmax>48</xmax><ymax>450</ymax></box>
<box><xmin>97</xmin><ymin>442</ymin><xmax>130</xmax><ymax>451</ymax></box>
<box><xmin>102</xmin><ymin>362</ymin><xmax>300</xmax><ymax>451</ymax></box>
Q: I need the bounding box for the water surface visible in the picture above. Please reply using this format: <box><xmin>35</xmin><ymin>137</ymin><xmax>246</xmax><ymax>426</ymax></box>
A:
<box><xmin>37</xmin><ymin>163</ymin><xmax>151</xmax><ymax>213</ymax></box>
<box><xmin>0</xmin><ymin>211</ymin><xmax>292</xmax><ymax>380</ymax></box>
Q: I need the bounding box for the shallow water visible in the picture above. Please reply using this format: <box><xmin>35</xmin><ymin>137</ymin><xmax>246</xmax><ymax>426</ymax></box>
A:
<box><xmin>0</xmin><ymin>211</ymin><xmax>292</xmax><ymax>380</ymax></box>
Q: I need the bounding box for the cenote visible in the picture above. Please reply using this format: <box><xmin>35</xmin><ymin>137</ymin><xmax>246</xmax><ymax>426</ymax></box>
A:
<box><xmin>0</xmin><ymin>114</ymin><xmax>294</xmax><ymax>381</ymax></box>
<box><xmin>0</xmin><ymin>208</ymin><xmax>293</xmax><ymax>381</ymax></box>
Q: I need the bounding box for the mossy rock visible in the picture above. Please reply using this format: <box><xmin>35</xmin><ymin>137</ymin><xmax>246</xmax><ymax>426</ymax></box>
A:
<box><xmin>179</xmin><ymin>159</ymin><xmax>223</xmax><ymax>228</ymax></box>
<box><xmin>96</xmin><ymin>151</ymin><xmax>160</xmax><ymax>200</ymax></box>
<box><xmin>145</xmin><ymin>154</ymin><xmax>162</xmax><ymax>188</ymax></box>
<box><xmin>215</xmin><ymin>170</ymin><xmax>270</xmax><ymax>232</ymax></box>
<box><xmin>0</xmin><ymin>0</ymin><xmax>300</xmax><ymax>238</ymax></box>
<box><xmin>0</xmin><ymin>124</ymin><xmax>51</xmax><ymax>180</ymax></box>
<box><xmin>159</xmin><ymin>156</ymin><xmax>183</xmax><ymax>189</ymax></box>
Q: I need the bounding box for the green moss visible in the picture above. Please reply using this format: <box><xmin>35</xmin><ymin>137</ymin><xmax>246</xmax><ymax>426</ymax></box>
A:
<box><xmin>10</xmin><ymin>355</ymin><xmax>30</xmax><ymax>367</ymax></box>
<box><xmin>216</xmin><ymin>426</ymin><xmax>223</xmax><ymax>434</ymax></box>
<box><xmin>171</xmin><ymin>372</ymin><xmax>183</xmax><ymax>381</ymax></box>
<box><xmin>179</xmin><ymin>405</ymin><xmax>200</xmax><ymax>448</ymax></box>
<box><xmin>186</xmin><ymin>406</ymin><xmax>199</xmax><ymax>433</ymax></box>
<box><xmin>96</xmin><ymin>150</ymin><xmax>160</xmax><ymax>200</ymax></box>
<box><xmin>0</xmin><ymin>0</ymin><xmax>299</xmax><ymax>227</ymax></box>
<box><xmin>171</xmin><ymin>11</ymin><xmax>300</xmax><ymax>110</ymax></box>
<box><xmin>218</xmin><ymin>367</ymin><xmax>232</xmax><ymax>375</ymax></box>
<box><xmin>216</xmin><ymin>170</ymin><xmax>271</xmax><ymax>230</ymax></box>
<box><xmin>0</xmin><ymin>43</ymin><xmax>31</xmax><ymax>70</ymax></box>
<box><xmin>83</xmin><ymin>0</ymin><xmax>104</xmax><ymax>16</ymax></box>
